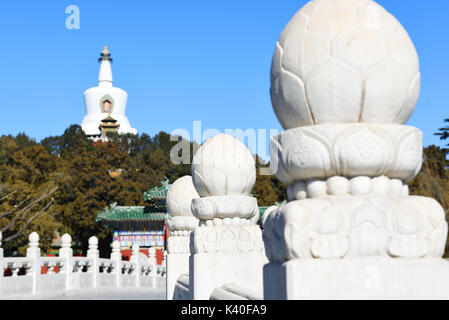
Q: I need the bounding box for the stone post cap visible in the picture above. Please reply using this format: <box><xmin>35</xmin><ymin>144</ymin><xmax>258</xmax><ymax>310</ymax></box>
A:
<box><xmin>166</xmin><ymin>176</ymin><xmax>200</xmax><ymax>217</ymax></box>
<box><xmin>88</xmin><ymin>236</ymin><xmax>98</xmax><ymax>250</ymax></box>
<box><xmin>61</xmin><ymin>234</ymin><xmax>72</xmax><ymax>248</ymax></box>
<box><xmin>192</xmin><ymin>133</ymin><xmax>256</xmax><ymax>197</ymax></box>
<box><xmin>28</xmin><ymin>232</ymin><xmax>39</xmax><ymax>247</ymax></box>
<box><xmin>112</xmin><ymin>240</ymin><xmax>121</xmax><ymax>254</ymax></box>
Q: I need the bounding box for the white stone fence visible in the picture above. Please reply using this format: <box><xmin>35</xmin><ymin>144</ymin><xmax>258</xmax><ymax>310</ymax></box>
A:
<box><xmin>0</xmin><ymin>232</ymin><xmax>166</xmax><ymax>298</ymax></box>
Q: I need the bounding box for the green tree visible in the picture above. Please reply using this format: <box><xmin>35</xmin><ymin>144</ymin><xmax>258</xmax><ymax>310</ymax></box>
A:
<box><xmin>253</xmin><ymin>156</ymin><xmax>286</xmax><ymax>206</ymax></box>
<box><xmin>0</xmin><ymin>128</ymin><xmax>289</xmax><ymax>257</ymax></box>
<box><xmin>409</xmin><ymin>145</ymin><xmax>449</xmax><ymax>257</ymax></box>
<box><xmin>0</xmin><ymin>135</ymin><xmax>62</xmax><ymax>255</ymax></box>
<box><xmin>435</xmin><ymin>119</ymin><xmax>449</xmax><ymax>150</ymax></box>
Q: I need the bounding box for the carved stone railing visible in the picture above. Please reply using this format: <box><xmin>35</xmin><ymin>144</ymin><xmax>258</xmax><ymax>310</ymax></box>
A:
<box><xmin>0</xmin><ymin>232</ymin><xmax>166</xmax><ymax>298</ymax></box>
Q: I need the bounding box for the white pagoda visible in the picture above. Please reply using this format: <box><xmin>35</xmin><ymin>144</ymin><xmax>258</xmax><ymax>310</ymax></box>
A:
<box><xmin>81</xmin><ymin>47</ymin><xmax>137</xmax><ymax>141</ymax></box>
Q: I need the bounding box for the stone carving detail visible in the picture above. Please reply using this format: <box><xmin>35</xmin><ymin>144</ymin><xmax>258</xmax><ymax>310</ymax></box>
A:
<box><xmin>348</xmin><ymin>204</ymin><xmax>389</xmax><ymax>257</ymax></box>
<box><xmin>166</xmin><ymin>216</ymin><xmax>199</xmax><ymax>232</ymax></box>
<box><xmin>272</xmin><ymin>124</ymin><xmax>422</xmax><ymax>184</ymax></box>
<box><xmin>167</xmin><ymin>234</ymin><xmax>191</xmax><ymax>254</ymax></box>
<box><xmin>263</xmin><ymin>195</ymin><xmax>447</xmax><ymax>262</ymax></box>
<box><xmin>311</xmin><ymin>206</ymin><xmax>348</xmax><ymax>258</ymax></box>
<box><xmin>194</xmin><ymin>225</ymin><xmax>264</xmax><ymax>254</ymax></box>
<box><xmin>191</xmin><ymin>195</ymin><xmax>259</xmax><ymax>221</ymax></box>
<box><xmin>287</xmin><ymin>175</ymin><xmax>409</xmax><ymax>201</ymax></box>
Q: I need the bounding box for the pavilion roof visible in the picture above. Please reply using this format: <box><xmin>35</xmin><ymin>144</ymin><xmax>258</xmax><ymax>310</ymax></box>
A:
<box><xmin>143</xmin><ymin>179</ymin><xmax>171</xmax><ymax>202</ymax></box>
<box><xmin>101</xmin><ymin>114</ymin><xmax>118</xmax><ymax>123</ymax></box>
<box><xmin>259</xmin><ymin>206</ymin><xmax>268</xmax><ymax>218</ymax></box>
<box><xmin>95</xmin><ymin>204</ymin><xmax>167</xmax><ymax>224</ymax></box>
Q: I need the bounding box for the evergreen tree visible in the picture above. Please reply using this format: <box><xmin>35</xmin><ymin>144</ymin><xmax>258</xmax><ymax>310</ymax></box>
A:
<box><xmin>435</xmin><ymin>119</ymin><xmax>449</xmax><ymax>152</ymax></box>
<box><xmin>0</xmin><ymin>128</ymin><xmax>289</xmax><ymax>256</ymax></box>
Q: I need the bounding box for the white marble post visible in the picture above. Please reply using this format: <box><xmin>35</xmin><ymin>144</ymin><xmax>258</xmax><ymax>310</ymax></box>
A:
<box><xmin>148</xmin><ymin>247</ymin><xmax>157</xmax><ymax>288</ymax></box>
<box><xmin>263</xmin><ymin>0</ymin><xmax>449</xmax><ymax>299</ymax></box>
<box><xmin>190</xmin><ymin>134</ymin><xmax>266</xmax><ymax>300</ymax></box>
<box><xmin>59</xmin><ymin>233</ymin><xmax>74</xmax><ymax>290</ymax></box>
<box><xmin>130</xmin><ymin>244</ymin><xmax>141</xmax><ymax>288</ymax></box>
<box><xmin>162</xmin><ymin>251</ymin><xmax>167</xmax><ymax>274</ymax></box>
<box><xmin>110</xmin><ymin>240</ymin><xmax>122</xmax><ymax>288</ymax></box>
<box><xmin>165</xmin><ymin>176</ymin><xmax>200</xmax><ymax>300</ymax></box>
<box><xmin>26</xmin><ymin>232</ymin><xmax>41</xmax><ymax>295</ymax></box>
<box><xmin>87</xmin><ymin>236</ymin><xmax>99</xmax><ymax>288</ymax></box>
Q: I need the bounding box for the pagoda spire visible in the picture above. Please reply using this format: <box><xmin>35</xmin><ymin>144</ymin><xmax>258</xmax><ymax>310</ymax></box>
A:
<box><xmin>98</xmin><ymin>46</ymin><xmax>113</xmax><ymax>87</ymax></box>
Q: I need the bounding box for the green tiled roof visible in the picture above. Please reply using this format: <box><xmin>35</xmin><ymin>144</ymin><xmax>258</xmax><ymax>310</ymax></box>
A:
<box><xmin>143</xmin><ymin>179</ymin><xmax>171</xmax><ymax>202</ymax></box>
<box><xmin>95</xmin><ymin>204</ymin><xmax>167</xmax><ymax>223</ymax></box>
<box><xmin>259</xmin><ymin>206</ymin><xmax>269</xmax><ymax>218</ymax></box>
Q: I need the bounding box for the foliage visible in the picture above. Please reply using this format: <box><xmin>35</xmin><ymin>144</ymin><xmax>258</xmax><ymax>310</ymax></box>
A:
<box><xmin>0</xmin><ymin>126</ymin><xmax>287</xmax><ymax>256</ymax></box>
<box><xmin>409</xmin><ymin>145</ymin><xmax>449</xmax><ymax>257</ymax></box>
<box><xmin>253</xmin><ymin>156</ymin><xmax>286</xmax><ymax>206</ymax></box>
<box><xmin>4</xmin><ymin>122</ymin><xmax>449</xmax><ymax>258</ymax></box>
<box><xmin>435</xmin><ymin>119</ymin><xmax>449</xmax><ymax>152</ymax></box>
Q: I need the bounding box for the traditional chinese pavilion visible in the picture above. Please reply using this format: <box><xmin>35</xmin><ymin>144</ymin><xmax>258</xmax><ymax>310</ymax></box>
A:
<box><xmin>98</xmin><ymin>113</ymin><xmax>120</xmax><ymax>141</ymax></box>
<box><xmin>95</xmin><ymin>180</ymin><xmax>171</xmax><ymax>263</ymax></box>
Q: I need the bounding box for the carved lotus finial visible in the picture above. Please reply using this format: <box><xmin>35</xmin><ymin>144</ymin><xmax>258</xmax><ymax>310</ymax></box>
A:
<box><xmin>166</xmin><ymin>176</ymin><xmax>200</xmax><ymax>217</ymax></box>
<box><xmin>191</xmin><ymin>134</ymin><xmax>256</xmax><ymax>197</ymax></box>
<box><xmin>270</xmin><ymin>0</ymin><xmax>420</xmax><ymax>129</ymax></box>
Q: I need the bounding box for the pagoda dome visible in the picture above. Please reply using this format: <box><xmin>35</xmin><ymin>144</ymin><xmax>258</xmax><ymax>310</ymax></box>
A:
<box><xmin>270</xmin><ymin>0</ymin><xmax>420</xmax><ymax>129</ymax></box>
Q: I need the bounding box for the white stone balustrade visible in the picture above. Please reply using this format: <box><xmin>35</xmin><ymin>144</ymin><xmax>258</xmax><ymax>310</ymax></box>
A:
<box><xmin>0</xmin><ymin>231</ymin><xmax>166</xmax><ymax>299</ymax></box>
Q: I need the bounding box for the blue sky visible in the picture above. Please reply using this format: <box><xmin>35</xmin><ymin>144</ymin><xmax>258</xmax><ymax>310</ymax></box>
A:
<box><xmin>0</xmin><ymin>0</ymin><xmax>448</xmax><ymax>152</ymax></box>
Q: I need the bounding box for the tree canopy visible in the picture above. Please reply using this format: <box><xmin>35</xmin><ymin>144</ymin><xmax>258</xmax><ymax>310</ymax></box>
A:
<box><xmin>4</xmin><ymin>123</ymin><xmax>449</xmax><ymax>257</ymax></box>
<box><xmin>0</xmin><ymin>126</ymin><xmax>285</xmax><ymax>256</ymax></box>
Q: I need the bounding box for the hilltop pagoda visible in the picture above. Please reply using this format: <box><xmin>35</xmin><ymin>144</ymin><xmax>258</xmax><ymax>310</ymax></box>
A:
<box><xmin>81</xmin><ymin>47</ymin><xmax>137</xmax><ymax>141</ymax></box>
